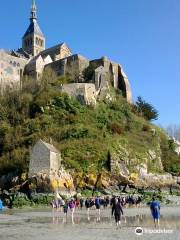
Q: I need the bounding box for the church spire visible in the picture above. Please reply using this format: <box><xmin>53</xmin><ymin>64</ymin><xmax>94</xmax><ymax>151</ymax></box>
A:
<box><xmin>22</xmin><ymin>0</ymin><xmax>45</xmax><ymax>56</ymax></box>
<box><xmin>30</xmin><ymin>0</ymin><xmax>37</xmax><ymax>21</ymax></box>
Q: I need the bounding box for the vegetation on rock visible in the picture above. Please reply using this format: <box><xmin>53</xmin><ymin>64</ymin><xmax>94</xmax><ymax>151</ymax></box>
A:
<box><xmin>0</xmin><ymin>72</ymin><xmax>179</xmax><ymax>184</ymax></box>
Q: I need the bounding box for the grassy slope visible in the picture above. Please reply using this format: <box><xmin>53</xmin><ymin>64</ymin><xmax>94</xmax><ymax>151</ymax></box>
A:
<box><xmin>0</xmin><ymin>83</ymin><xmax>179</xmax><ymax>177</ymax></box>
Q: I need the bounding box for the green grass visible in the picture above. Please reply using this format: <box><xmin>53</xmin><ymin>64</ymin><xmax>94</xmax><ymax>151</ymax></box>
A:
<box><xmin>0</xmin><ymin>78</ymin><xmax>179</xmax><ymax>179</ymax></box>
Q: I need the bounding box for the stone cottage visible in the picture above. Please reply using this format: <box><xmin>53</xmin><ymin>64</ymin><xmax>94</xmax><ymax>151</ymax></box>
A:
<box><xmin>29</xmin><ymin>139</ymin><xmax>61</xmax><ymax>176</ymax></box>
<box><xmin>29</xmin><ymin>139</ymin><xmax>75</xmax><ymax>194</ymax></box>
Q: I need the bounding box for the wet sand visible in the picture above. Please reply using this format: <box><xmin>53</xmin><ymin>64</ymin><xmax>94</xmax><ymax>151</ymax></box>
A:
<box><xmin>0</xmin><ymin>206</ymin><xmax>180</xmax><ymax>240</ymax></box>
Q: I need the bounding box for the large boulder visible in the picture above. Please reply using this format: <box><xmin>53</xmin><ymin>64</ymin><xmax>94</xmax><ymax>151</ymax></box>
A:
<box><xmin>30</xmin><ymin>167</ymin><xmax>75</xmax><ymax>195</ymax></box>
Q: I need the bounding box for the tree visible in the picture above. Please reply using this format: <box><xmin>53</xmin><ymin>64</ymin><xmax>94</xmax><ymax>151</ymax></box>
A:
<box><xmin>135</xmin><ymin>96</ymin><xmax>158</xmax><ymax>121</ymax></box>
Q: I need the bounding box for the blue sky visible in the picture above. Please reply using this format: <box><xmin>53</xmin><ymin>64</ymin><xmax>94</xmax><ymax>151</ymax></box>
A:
<box><xmin>0</xmin><ymin>0</ymin><xmax>179</xmax><ymax>126</ymax></box>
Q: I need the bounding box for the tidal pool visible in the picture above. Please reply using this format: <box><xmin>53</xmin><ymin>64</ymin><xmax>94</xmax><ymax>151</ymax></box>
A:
<box><xmin>0</xmin><ymin>206</ymin><xmax>180</xmax><ymax>240</ymax></box>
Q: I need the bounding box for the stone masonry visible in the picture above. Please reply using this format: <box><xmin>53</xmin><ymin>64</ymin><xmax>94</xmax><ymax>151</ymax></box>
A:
<box><xmin>29</xmin><ymin>139</ymin><xmax>61</xmax><ymax>176</ymax></box>
<box><xmin>0</xmin><ymin>0</ymin><xmax>132</xmax><ymax>103</ymax></box>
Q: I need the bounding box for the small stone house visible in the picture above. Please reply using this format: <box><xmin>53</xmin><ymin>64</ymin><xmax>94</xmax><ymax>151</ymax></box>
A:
<box><xmin>29</xmin><ymin>139</ymin><xmax>61</xmax><ymax>176</ymax></box>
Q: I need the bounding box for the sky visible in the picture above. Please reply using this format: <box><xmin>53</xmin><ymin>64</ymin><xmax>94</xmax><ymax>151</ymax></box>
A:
<box><xmin>0</xmin><ymin>0</ymin><xmax>179</xmax><ymax>126</ymax></box>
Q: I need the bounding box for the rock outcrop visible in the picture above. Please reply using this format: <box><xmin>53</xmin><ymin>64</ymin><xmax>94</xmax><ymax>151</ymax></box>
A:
<box><xmin>109</xmin><ymin>139</ymin><xmax>177</xmax><ymax>188</ymax></box>
<box><xmin>30</xmin><ymin>167</ymin><xmax>75</xmax><ymax>196</ymax></box>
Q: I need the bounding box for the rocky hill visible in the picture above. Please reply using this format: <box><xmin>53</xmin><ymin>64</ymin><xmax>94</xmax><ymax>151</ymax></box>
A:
<box><xmin>0</xmin><ymin>75</ymin><xmax>179</xmax><ymax>192</ymax></box>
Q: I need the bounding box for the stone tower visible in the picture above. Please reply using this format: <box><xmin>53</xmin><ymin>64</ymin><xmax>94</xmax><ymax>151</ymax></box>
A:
<box><xmin>22</xmin><ymin>0</ymin><xmax>45</xmax><ymax>56</ymax></box>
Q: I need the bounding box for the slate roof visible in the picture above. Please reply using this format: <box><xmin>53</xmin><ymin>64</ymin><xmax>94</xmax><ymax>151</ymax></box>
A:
<box><xmin>12</xmin><ymin>49</ymin><xmax>30</xmax><ymax>59</ymax></box>
<box><xmin>39</xmin><ymin>140</ymin><xmax>60</xmax><ymax>153</ymax></box>
<box><xmin>23</xmin><ymin>19</ymin><xmax>44</xmax><ymax>38</ymax></box>
<box><xmin>39</xmin><ymin>43</ymin><xmax>65</xmax><ymax>56</ymax></box>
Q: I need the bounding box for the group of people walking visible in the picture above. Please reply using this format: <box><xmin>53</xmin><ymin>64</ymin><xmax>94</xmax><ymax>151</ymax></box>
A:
<box><xmin>0</xmin><ymin>190</ymin><xmax>161</xmax><ymax>228</ymax></box>
<box><xmin>51</xmin><ymin>194</ymin><xmax>161</xmax><ymax>228</ymax></box>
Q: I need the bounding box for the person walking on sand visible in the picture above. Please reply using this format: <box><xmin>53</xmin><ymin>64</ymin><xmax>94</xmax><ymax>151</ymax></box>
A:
<box><xmin>95</xmin><ymin>196</ymin><xmax>101</xmax><ymax>215</ymax></box>
<box><xmin>114</xmin><ymin>198</ymin><xmax>124</xmax><ymax>228</ymax></box>
<box><xmin>80</xmin><ymin>198</ymin><xmax>84</xmax><ymax>210</ymax></box>
<box><xmin>63</xmin><ymin>200</ymin><xmax>68</xmax><ymax>217</ymax></box>
<box><xmin>150</xmin><ymin>197</ymin><xmax>161</xmax><ymax>228</ymax></box>
<box><xmin>111</xmin><ymin>195</ymin><xmax>116</xmax><ymax>216</ymax></box>
<box><xmin>85</xmin><ymin>198</ymin><xmax>91</xmax><ymax>214</ymax></box>
<box><xmin>55</xmin><ymin>191</ymin><xmax>61</xmax><ymax>211</ymax></box>
<box><xmin>69</xmin><ymin>199</ymin><xmax>75</xmax><ymax>224</ymax></box>
<box><xmin>0</xmin><ymin>199</ymin><xmax>4</xmax><ymax>210</ymax></box>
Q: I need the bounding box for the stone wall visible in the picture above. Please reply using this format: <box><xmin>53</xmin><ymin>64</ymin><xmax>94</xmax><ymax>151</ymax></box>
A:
<box><xmin>90</xmin><ymin>57</ymin><xmax>132</xmax><ymax>103</ymax></box>
<box><xmin>24</xmin><ymin>55</ymin><xmax>52</xmax><ymax>79</ymax></box>
<box><xmin>50</xmin><ymin>151</ymin><xmax>60</xmax><ymax>171</ymax></box>
<box><xmin>118</xmin><ymin>65</ymin><xmax>132</xmax><ymax>103</ymax></box>
<box><xmin>0</xmin><ymin>49</ymin><xmax>28</xmax><ymax>90</ymax></box>
<box><xmin>29</xmin><ymin>141</ymin><xmax>50</xmax><ymax>176</ymax></box>
<box><xmin>61</xmin><ymin>83</ymin><xmax>96</xmax><ymax>105</ymax></box>
<box><xmin>0</xmin><ymin>46</ymin><xmax>132</xmax><ymax>104</ymax></box>
<box><xmin>45</xmin><ymin>54</ymin><xmax>89</xmax><ymax>82</ymax></box>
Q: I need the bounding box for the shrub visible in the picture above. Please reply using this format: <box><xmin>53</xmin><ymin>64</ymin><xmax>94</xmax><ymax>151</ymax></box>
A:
<box><xmin>109</xmin><ymin>123</ymin><xmax>124</xmax><ymax>135</ymax></box>
<box><xmin>13</xmin><ymin>194</ymin><xmax>32</xmax><ymax>207</ymax></box>
<box><xmin>32</xmin><ymin>194</ymin><xmax>54</xmax><ymax>205</ymax></box>
<box><xmin>142</xmin><ymin>124</ymin><xmax>151</xmax><ymax>132</ymax></box>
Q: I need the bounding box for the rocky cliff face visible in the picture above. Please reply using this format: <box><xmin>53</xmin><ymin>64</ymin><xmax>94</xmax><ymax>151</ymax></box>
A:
<box><xmin>0</xmin><ymin>167</ymin><xmax>75</xmax><ymax>197</ymax></box>
<box><xmin>109</xmin><ymin>137</ymin><xmax>177</xmax><ymax>188</ymax></box>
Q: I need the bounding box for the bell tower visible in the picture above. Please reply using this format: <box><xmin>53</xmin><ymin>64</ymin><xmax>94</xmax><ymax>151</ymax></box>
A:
<box><xmin>22</xmin><ymin>0</ymin><xmax>45</xmax><ymax>56</ymax></box>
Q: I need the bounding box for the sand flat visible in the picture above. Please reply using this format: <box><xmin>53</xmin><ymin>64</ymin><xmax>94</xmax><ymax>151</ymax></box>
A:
<box><xmin>0</xmin><ymin>206</ymin><xmax>180</xmax><ymax>240</ymax></box>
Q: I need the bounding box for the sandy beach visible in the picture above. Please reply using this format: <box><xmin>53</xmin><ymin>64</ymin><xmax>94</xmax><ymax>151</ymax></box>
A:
<box><xmin>0</xmin><ymin>206</ymin><xmax>180</xmax><ymax>240</ymax></box>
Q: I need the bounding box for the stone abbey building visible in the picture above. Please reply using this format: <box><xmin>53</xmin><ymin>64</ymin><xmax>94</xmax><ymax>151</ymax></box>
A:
<box><xmin>0</xmin><ymin>0</ymin><xmax>132</xmax><ymax>104</ymax></box>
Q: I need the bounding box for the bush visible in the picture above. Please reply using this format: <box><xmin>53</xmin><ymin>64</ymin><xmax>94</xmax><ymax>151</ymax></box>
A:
<box><xmin>32</xmin><ymin>194</ymin><xmax>54</xmax><ymax>205</ymax></box>
<box><xmin>13</xmin><ymin>194</ymin><xmax>32</xmax><ymax>207</ymax></box>
<box><xmin>12</xmin><ymin>193</ymin><xmax>54</xmax><ymax>207</ymax></box>
<box><xmin>142</xmin><ymin>124</ymin><xmax>151</xmax><ymax>132</ymax></box>
<box><xmin>109</xmin><ymin>123</ymin><xmax>124</xmax><ymax>135</ymax></box>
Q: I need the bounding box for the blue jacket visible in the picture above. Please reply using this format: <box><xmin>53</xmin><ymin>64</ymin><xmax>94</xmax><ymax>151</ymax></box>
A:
<box><xmin>0</xmin><ymin>199</ymin><xmax>4</xmax><ymax>210</ymax></box>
